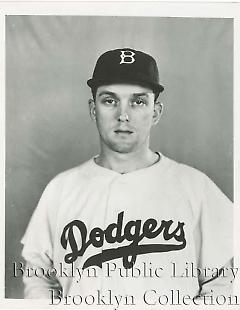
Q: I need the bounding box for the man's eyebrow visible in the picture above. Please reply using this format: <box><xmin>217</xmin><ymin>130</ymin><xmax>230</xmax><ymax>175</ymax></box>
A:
<box><xmin>97</xmin><ymin>91</ymin><xmax>152</xmax><ymax>98</ymax></box>
<box><xmin>132</xmin><ymin>92</ymin><xmax>151</xmax><ymax>97</ymax></box>
<box><xmin>97</xmin><ymin>91</ymin><xmax>117</xmax><ymax>97</ymax></box>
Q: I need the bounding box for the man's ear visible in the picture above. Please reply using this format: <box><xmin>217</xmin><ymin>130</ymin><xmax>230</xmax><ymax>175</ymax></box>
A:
<box><xmin>152</xmin><ymin>101</ymin><xmax>163</xmax><ymax>125</ymax></box>
<box><xmin>88</xmin><ymin>99</ymin><xmax>96</xmax><ymax>121</ymax></box>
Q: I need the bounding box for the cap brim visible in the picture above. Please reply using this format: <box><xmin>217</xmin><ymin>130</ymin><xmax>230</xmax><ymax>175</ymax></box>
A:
<box><xmin>87</xmin><ymin>78</ymin><xmax>164</xmax><ymax>94</ymax></box>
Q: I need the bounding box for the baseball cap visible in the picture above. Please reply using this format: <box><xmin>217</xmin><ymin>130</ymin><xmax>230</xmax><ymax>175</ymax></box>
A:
<box><xmin>87</xmin><ymin>48</ymin><xmax>164</xmax><ymax>97</ymax></box>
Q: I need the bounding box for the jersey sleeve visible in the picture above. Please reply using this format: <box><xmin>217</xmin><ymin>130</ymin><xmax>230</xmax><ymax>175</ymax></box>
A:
<box><xmin>198</xmin><ymin>174</ymin><xmax>233</xmax><ymax>273</ymax></box>
<box><xmin>21</xmin><ymin>178</ymin><xmax>60</xmax><ymax>267</ymax></box>
<box><xmin>21</xmin><ymin>179</ymin><xmax>61</xmax><ymax>298</ymax></box>
<box><xmin>20</xmin><ymin>177</ymin><xmax>63</xmax><ymax>298</ymax></box>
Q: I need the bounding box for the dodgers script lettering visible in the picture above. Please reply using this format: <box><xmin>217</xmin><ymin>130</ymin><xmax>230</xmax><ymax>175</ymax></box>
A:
<box><xmin>60</xmin><ymin>211</ymin><xmax>186</xmax><ymax>269</ymax></box>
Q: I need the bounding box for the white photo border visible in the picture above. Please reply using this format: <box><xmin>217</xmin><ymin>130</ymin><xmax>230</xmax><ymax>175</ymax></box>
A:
<box><xmin>1</xmin><ymin>1</ymin><xmax>239</xmax><ymax>309</ymax></box>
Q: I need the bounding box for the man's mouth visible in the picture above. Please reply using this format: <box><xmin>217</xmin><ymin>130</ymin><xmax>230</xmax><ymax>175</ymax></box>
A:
<box><xmin>114</xmin><ymin>129</ymin><xmax>133</xmax><ymax>134</ymax></box>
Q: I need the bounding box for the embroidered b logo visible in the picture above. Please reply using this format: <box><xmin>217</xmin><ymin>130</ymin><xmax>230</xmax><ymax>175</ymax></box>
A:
<box><xmin>120</xmin><ymin>50</ymin><xmax>135</xmax><ymax>64</ymax></box>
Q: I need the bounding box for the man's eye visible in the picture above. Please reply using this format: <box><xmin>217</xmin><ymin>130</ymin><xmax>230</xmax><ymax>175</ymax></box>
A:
<box><xmin>102</xmin><ymin>98</ymin><xmax>117</xmax><ymax>105</ymax></box>
<box><xmin>132</xmin><ymin>99</ymin><xmax>147</xmax><ymax>106</ymax></box>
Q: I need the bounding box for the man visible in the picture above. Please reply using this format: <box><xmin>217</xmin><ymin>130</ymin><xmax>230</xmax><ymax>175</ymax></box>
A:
<box><xmin>21</xmin><ymin>48</ymin><xmax>233</xmax><ymax>307</ymax></box>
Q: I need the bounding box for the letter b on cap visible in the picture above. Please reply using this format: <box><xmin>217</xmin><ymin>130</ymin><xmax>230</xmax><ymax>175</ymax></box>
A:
<box><xmin>120</xmin><ymin>50</ymin><xmax>135</xmax><ymax>64</ymax></box>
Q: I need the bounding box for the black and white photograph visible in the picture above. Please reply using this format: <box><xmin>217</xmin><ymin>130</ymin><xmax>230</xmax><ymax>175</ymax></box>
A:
<box><xmin>2</xmin><ymin>2</ymin><xmax>240</xmax><ymax>309</ymax></box>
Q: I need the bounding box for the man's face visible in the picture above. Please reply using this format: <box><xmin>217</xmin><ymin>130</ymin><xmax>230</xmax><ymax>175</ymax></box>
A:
<box><xmin>89</xmin><ymin>84</ymin><xmax>162</xmax><ymax>154</ymax></box>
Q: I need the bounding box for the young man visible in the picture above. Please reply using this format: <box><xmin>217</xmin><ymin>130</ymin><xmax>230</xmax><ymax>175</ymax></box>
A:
<box><xmin>21</xmin><ymin>48</ymin><xmax>233</xmax><ymax>306</ymax></box>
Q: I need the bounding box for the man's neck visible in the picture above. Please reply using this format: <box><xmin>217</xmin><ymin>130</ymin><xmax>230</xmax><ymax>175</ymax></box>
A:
<box><xmin>95</xmin><ymin>148</ymin><xmax>159</xmax><ymax>174</ymax></box>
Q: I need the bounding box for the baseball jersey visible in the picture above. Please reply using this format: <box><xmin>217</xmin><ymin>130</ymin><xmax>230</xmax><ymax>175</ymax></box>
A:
<box><xmin>21</xmin><ymin>153</ymin><xmax>233</xmax><ymax>307</ymax></box>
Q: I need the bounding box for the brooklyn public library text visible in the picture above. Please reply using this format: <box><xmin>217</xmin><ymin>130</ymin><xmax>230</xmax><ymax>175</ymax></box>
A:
<box><xmin>13</xmin><ymin>261</ymin><xmax>239</xmax><ymax>282</ymax></box>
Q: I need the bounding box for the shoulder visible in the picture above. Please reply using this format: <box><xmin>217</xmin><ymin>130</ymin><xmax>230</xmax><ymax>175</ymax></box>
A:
<box><xmin>162</xmin><ymin>154</ymin><xmax>206</xmax><ymax>185</ymax></box>
<box><xmin>161</xmin><ymin>154</ymin><xmax>221</xmax><ymax>202</ymax></box>
<box><xmin>162</xmin><ymin>153</ymin><xmax>231</xmax><ymax>203</ymax></box>
<box><xmin>43</xmin><ymin>157</ymin><xmax>96</xmax><ymax>194</ymax></box>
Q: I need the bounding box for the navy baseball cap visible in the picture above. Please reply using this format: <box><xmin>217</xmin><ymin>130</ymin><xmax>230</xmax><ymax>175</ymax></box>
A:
<box><xmin>87</xmin><ymin>48</ymin><xmax>164</xmax><ymax>96</ymax></box>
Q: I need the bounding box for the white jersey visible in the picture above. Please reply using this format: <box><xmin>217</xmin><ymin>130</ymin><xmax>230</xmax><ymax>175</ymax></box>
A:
<box><xmin>21</xmin><ymin>153</ymin><xmax>233</xmax><ymax>307</ymax></box>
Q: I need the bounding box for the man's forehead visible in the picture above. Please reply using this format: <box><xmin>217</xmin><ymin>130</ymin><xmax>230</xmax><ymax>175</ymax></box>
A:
<box><xmin>96</xmin><ymin>84</ymin><xmax>155</xmax><ymax>97</ymax></box>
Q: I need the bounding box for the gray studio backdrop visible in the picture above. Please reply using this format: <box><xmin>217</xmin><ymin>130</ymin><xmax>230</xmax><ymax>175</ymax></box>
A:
<box><xmin>5</xmin><ymin>16</ymin><xmax>233</xmax><ymax>298</ymax></box>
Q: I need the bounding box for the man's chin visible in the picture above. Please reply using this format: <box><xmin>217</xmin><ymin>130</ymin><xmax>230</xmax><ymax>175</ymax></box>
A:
<box><xmin>108</xmin><ymin>142</ymin><xmax>136</xmax><ymax>154</ymax></box>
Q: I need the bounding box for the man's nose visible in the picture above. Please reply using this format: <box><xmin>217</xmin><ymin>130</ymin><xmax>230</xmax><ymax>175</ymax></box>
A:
<box><xmin>118</xmin><ymin>113</ymin><xmax>129</xmax><ymax>122</ymax></box>
<box><xmin>117</xmin><ymin>102</ymin><xmax>130</xmax><ymax>122</ymax></box>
